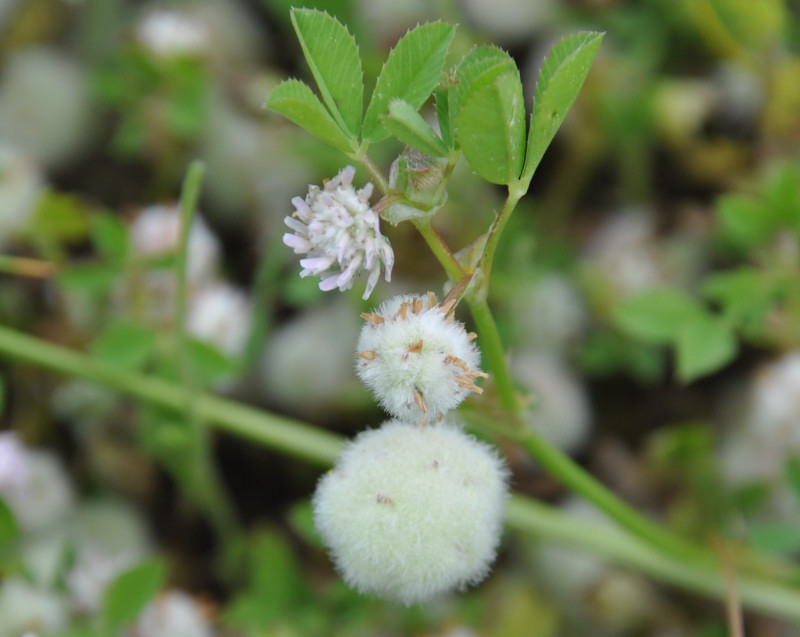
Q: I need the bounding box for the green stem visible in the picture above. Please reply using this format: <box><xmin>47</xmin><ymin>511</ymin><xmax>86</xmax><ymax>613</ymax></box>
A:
<box><xmin>466</xmin><ymin>298</ymin><xmax>518</xmax><ymax>413</ymax></box>
<box><xmin>412</xmin><ymin>218</ymin><xmax>465</xmax><ymax>282</ymax></box>
<box><xmin>351</xmin><ymin>145</ymin><xmax>390</xmax><ymax>194</ymax></box>
<box><xmin>478</xmin><ymin>184</ymin><xmax>525</xmax><ymax>286</ymax></box>
<box><xmin>1</xmin><ymin>325</ymin><xmax>800</xmax><ymax>622</ymax></box>
<box><xmin>506</xmin><ymin>496</ymin><xmax>800</xmax><ymax>624</ymax></box>
<box><xmin>174</xmin><ymin>161</ymin><xmax>239</xmax><ymax>542</ymax></box>
<box><xmin>509</xmin><ymin>423</ymin><xmax>711</xmax><ymax>566</ymax></box>
<box><xmin>0</xmin><ymin>325</ymin><xmax>343</xmax><ymax>466</ymax></box>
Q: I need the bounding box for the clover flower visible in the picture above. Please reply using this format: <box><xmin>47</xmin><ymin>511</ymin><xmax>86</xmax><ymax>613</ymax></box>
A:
<box><xmin>312</xmin><ymin>418</ymin><xmax>509</xmax><ymax>605</ymax></box>
<box><xmin>283</xmin><ymin>166</ymin><xmax>393</xmax><ymax>299</ymax></box>
<box><xmin>356</xmin><ymin>292</ymin><xmax>487</xmax><ymax>424</ymax></box>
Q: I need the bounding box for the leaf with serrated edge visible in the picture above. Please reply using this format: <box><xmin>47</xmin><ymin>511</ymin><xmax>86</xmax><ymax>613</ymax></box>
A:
<box><xmin>383</xmin><ymin>99</ymin><xmax>449</xmax><ymax>158</ymax></box>
<box><xmin>522</xmin><ymin>32</ymin><xmax>603</xmax><ymax>185</ymax></box>
<box><xmin>266</xmin><ymin>79</ymin><xmax>352</xmax><ymax>152</ymax></box>
<box><xmin>447</xmin><ymin>46</ymin><xmax>516</xmax><ymax>148</ymax></box>
<box><xmin>363</xmin><ymin>22</ymin><xmax>455</xmax><ymax>142</ymax></box>
<box><xmin>291</xmin><ymin>8</ymin><xmax>363</xmax><ymax>137</ymax></box>
<box><xmin>457</xmin><ymin>68</ymin><xmax>526</xmax><ymax>185</ymax></box>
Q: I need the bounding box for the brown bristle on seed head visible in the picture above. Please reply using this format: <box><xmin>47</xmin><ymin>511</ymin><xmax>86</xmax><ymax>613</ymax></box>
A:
<box><xmin>412</xmin><ymin>297</ymin><xmax>423</xmax><ymax>314</ymax></box>
<box><xmin>427</xmin><ymin>291</ymin><xmax>436</xmax><ymax>307</ymax></box>
<box><xmin>408</xmin><ymin>340</ymin><xmax>424</xmax><ymax>353</ymax></box>
<box><xmin>439</xmin><ymin>298</ymin><xmax>456</xmax><ymax>316</ymax></box>
<box><xmin>398</xmin><ymin>301</ymin><xmax>409</xmax><ymax>320</ymax></box>
<box><xmin>356</xmin><ymin>350</ymin><xmax>377</xmax><ymax>360</ymax></box>
<box><xmin>467</xmin><ymin>332</ymin><xmax>477</xmax><ymax>341</ymax></box>
<box><xmin>361</xmin><ymin>312</ymin><xmax>384</xmax><ymax>325</ymax></box>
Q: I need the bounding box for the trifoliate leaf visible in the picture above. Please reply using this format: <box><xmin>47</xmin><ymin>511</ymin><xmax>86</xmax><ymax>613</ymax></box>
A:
<box><xmin>363</xmin><ymin>22</ymin><xmax>455</xmax><ymax>143</ymax></box>
<box><xmin>290</xmin><ymin>8</ymin><xmax>363</xmax><ymax>137</ymax></box>
<box><xmin>266</xmin><ymin>79</ymin><xmax>353</xmax><ymax>152</ymax></box>
<box><xmin>522</xmin><ymin>32</ymin><xmax>604</xmax><ymax>185</ymax></box>
<box><xmin>457</xmin><ymin>67</ymin><xmax>526</xmax><ymax>185</ymax></box>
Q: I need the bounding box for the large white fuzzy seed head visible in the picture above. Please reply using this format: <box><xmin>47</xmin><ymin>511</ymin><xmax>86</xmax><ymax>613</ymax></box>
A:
<box><xmin>356</xmin><ymin>292</ymin><xmax>487</xmax><ymax>423</ymax></box>
<box><xmin>312</xmin><ymin>418</ymin><xmax>509</xmax><ymax>605</ymax></box>
<box><xmin>283</xmin><ymin>165</ymin><xmax>394</xmax><ymax>299</ymax></box>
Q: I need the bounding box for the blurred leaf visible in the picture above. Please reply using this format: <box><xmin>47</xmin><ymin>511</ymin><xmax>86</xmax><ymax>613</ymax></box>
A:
<box><xmin>91</xmin><ymin>212</ymin><xmax>129</xmax><ymax>262</ymax></box>
<box><xmin>266</xmin><ymin>80</ymin><xmax>353</xmax><ymax>152</ymax></box>
<box><xmin>58</xmin><ymin>262</ymin><xmax>120</xmax><ymax>296</ymax></box>
<box><xmin>458</xmin><ymin>67</ymin><xmax>527</xmax><ymax>185</ymax></box>
<box><xmin>716</xmin><ymin>194</ymin><xmax>777</xmax><ymax>251</ymax></box>
<box><xmin>785</xmin><ymin>457</ymin><xmax>800</xmax><ymax>503</ymax></box>
<box><xmin>102</xmin><ymin>557</ymin><xmax>165</xmax><ymax>630</ymax></box>
<box><xmin>89</xmin><ymin>321</ymin><xmax>157</xmax><ymax>371</ymax></box>
<box><xmin>522</xmin><ymin>32</ymin><xmax>604</xmax><ymax>184</ymax></box>
<box><xmin>747</xmin><ymin>521</ymin><xmax>800</xmax><ymax>555</ymax></box>
<box><xmin>291</xmin><ymin>8</ymin><xmax>363</xmax><ymax>137</ymax></box>
<box><xmin>28</xmin><ymin>191</ymin><xmax>91</xmax><ymax>256</ymax></box>
<box><xmin>223</xmin><ymin>529</ymin><xmax>309</xmax><ymax>630</ymax></box>
<box><xmin>287</xmin><ymin>500</ymin><xmax>321</xmax><ymax>548</ymax></box>
<box><xmin>362</xmin><ymin>21</ymin><xmax>455</xmax><ymax>142</ymax></box>
<box><xmin>383</xmin><ymin>99</ymin><xmax>449</xmax><ymax>158</ymax></box>
<box><xmin>702</xmin><ymin>267</ymin><xmax>776</xmax><ymax>330</ymax></box>
<box><xmin>613</xmin><ymin>287</ymin><xmax>702</xmax><ymax>343</ymax></box>
<box><xmin>112</xmin><ymin>114</ymin><xmax>148</xmax><ymax>156</ymax></box>
<box><xmin>675</xmin><ymin>313</ymin><xmax>737</xmax><ymax>381</ymax></box>
<box><xmin>577</xmin><ymin>330</ymin><xmax>665</xmax><ymax>383</ymax></box>
<box><xmin>165</xmin><ymin>58</ymin><xmax>207</xmax><ymax>140</ymax></box>
<box><xmin>185</xmin><ymin>338</ymin><xmax>238</xmax><ymax>386</ymax></box>
<box><xmin>699</xmin><ymin>0</ymin><xmax>786</xmax><ymax>55</ymax></box>
<box><xmin>763</xmin><ymin>160</ymin><xmax>800</xmax><ymax>234</ymax></box>
<box><xmin>0</xmin><ymin>498</ymin><xmax>19</xmax><ymax>550</ymax></box>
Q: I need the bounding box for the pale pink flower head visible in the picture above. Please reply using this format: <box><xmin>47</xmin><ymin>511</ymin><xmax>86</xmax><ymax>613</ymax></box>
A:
<box><xmin>283</xmin><ymin>166</ymin><xmax>393</xmax><ymax>299</ymax></box>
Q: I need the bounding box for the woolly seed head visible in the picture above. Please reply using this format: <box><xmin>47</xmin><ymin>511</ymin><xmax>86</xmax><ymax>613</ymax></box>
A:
<box><xmin>312</xmin><ymin>418</ymin><xmax>509</xmax><ymax>605</ymax></box>
<box><xmin>283</xmin><ymin>166</ymin><xmax>394</xmax><ymax>299</ymax></box>
<box><xmin>356</xmin><ymin>292</ymin><xmax>487</xmax><ymax>423</ymax></box>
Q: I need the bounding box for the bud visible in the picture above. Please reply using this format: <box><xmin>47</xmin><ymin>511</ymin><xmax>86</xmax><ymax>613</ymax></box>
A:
<box><xmin>382</xmin><ymin>148</ymin><xmax>449</xmax><ymax>224</ymax></box>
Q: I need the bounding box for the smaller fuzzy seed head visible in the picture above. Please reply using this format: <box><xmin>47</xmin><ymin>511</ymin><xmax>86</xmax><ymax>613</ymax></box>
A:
<box><xmin>312</xmin><ymin>418</ymin><xmax>509</xmax><ymax>605</ymax></box>
<box><xmin>283</xmin><ymin>165</ymin><xmax>394</xmax><ymax>300</ymax></box>
<box><xmin>356</xmin><ymin>293</ymin><xmax>485</xmax><ymax>423</ymax></box>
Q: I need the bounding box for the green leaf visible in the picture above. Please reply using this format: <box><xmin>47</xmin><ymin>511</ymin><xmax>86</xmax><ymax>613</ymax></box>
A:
<box><xmin>91</xmin><ymin>212</ymin><xmax>129</xmax><ymax>262</ymax></box>
<box><xmin>58</xmin><ymin>262</ymin><xmax>120</xmax><ymax>296</ymax></box>
<box><xmin>265</xmin><ymin>79</ymin><xmax>353</xmax><ymax>152</ymax></box>
<box><xmin>701</xmin><ymin>267</ymin><xmax>777</xmax><ymax>330</ymax></box>
<box><xmin>675</xmin><ymin>313</ymin><xmax>737</xmax><ymax>382</ymax></box>
<box><xmin>522</xmin><ymin>32</ymin><xmax>604</xmax><ymax>184</ymax></box>
<box><xmin>362</xmin><ymin>22</ymin><xmax>455</xmax><ymax>142</ymax></box>
<box><xmin>612</xmin><ymin>287</ymin><xmax>702</xmax><ymax>343</ymax></box>
<box><xmin>186</xmin><ymin>338</ymin><xmax>238</xmax><ymax>386</ymax></box>
<box><xmin>223</xmin><ymin>529</ymin><xmax>308</xmax><ymax>630</ymax></box>
<box><xmin>747</xmin><ymin>521</ymin><xmax>800</xmax><ymax>555</ymax></box>
<box><xmin>457</xmin><ymin>67</ymin><xmax>527</xmax><ymax>185</ymax></box>
<box><xmin>89</xmin><ymin>321</ymin><xmax>157</xmax><ymax>371</ymax></box>
<box><xmin>446</xmin><ymin>46</ymin><xmax>515</xmax><ymax>143</ymax></box>
<box><xmin>433</xmin><ymin>86</ymin><xmax>453</xmax><ymax>149</ymax></box>
<box><xmin>0</xmin><ymin>498</ymin><xmax>18</xmax><ymax>549</ymax></box>
<box><xmin>785</xmin><ymin>457</ymin><xmax>800</xmax><ymax>503</ymax></box>
<box><xmin>716</xmin><ymin>194</ymin><xmax>777</xmax><ymax>251</ymax></box>
<box><xmin>382</xmin><ymin>99</ymin><xmax>449</xmax><ymax>157</ymax></box>
<box><xmin>290</xmin><ymin>8</ymin><xmax>363</xmax><ymax>137</ymax></box>
<box><xmin>102</xmin><ymin>557</ymin><xmax>165</xmax><ymax>629</ymax></box>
